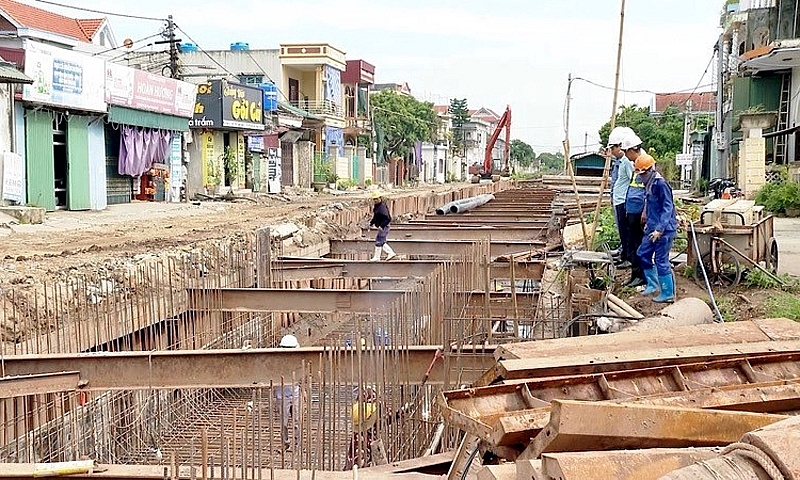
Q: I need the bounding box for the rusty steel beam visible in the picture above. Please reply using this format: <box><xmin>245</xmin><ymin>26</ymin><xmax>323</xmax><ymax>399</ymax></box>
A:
<box><xmin>0</xmin><ymin>346</ymin><xmax>496</xmax><ymax>390</ymax></box>
<box><xmin>389</xmin><ymin>226</ymin><xmax>546</xmax><ymax>241</ymax></box>
<box><xmin>187</xmin><ymin>287</ymin><xmax>403</xmax><ymax>313</ymax></box>
<box><xmin>187</xmin><ymin>287</ymin><xmax>540</xmax><ymax>313</ymax></box>
<box><xmin>441</xmin><ymin>352</ymin><xmax>800</xmax><ymax>447</ymax></box>
<box><xmin>330</xmin><ymin>239</ymin><xmax>544</xmax><ymax>258</ymax></box>
<box><xmin>0</xmin><ymin>371</ymin><xmax>81</xmax><ymax>398</ymax></box>
<box><xmin>537</xmin><ymin>448</ymin><xmax>720</xmax><ymax>480</ymax></box>
<box><xmin>521</xmin><ymin>400</ymin><xmax>787</xmax><ymax>459</ymax></box>
<box><xmin>424</xmin><ymin>214</ymin><xmax>551</xmax><ymax>222</ymax></box>
<box><xmin>481</xmin><ymin>340</ymin><xmax>800</xmax><ymax>385</ymax></box>
<box><xmin>275</xmin><ymin>259</ymin><xmax>545</xmax><ymax>281</ymax></box>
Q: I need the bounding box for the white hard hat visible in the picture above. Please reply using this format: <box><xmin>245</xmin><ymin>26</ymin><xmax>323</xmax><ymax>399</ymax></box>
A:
<box><xmin>621</xmin><ymin>131</ymin><xmax>643</xmax><ymax>150</ymax></box>
<box><xmin>607</xmin><ymin>127</ymin><xmax>633</xmax><ymax>147</ymax></box>
<box><xmin>279</xmin><ymin>334</ymin><xmax>299</xmax><ymax>348</ymax></box>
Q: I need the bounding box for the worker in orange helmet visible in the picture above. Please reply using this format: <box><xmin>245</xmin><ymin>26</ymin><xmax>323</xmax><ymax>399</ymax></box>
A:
<box><xmin>624</xmin><ymin>137</ymin><xmax>677</xmax><ymax>303</ymax></box>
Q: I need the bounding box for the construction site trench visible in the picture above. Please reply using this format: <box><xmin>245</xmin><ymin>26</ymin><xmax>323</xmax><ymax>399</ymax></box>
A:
<box><xmin>1</xmin><ymin>179</ymin><xmax>799</xmax><ymax>480</ymax></box>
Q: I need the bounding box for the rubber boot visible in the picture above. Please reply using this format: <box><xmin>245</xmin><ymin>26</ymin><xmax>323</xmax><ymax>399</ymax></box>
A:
<box><xmin>382</xmin><ymin>244</ymin><xmax>397</xmax><ymax>261</ymax></box>
<box><xmin>642</xmin><ymin>268</ymin><xmax>659</xmax><ymax>296</ymax></box>
<box><xmin>653</xmin><ymin>273</ymin><xmax>675</xmax><ymax>303</ymax></box>
<box><xmin>370</xmin><ymin>246</ymin><xmax>382</xmax><ymax>261</ymax></box>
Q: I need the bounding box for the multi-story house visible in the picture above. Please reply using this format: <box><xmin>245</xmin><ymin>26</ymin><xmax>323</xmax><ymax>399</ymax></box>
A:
<box><xmin>341</xmin><ymin>59</ymin><xmax>375</xmax><ymax>184</ymax></box>
<box><xmin>715</xmin><ymin>0</ymin><xmax>800</xmax><ymax>189</ymax></box>
<box><xmin>279</xmin><ymin>43</ymin><xmax>346</xmax><ymax>176</ymax></box>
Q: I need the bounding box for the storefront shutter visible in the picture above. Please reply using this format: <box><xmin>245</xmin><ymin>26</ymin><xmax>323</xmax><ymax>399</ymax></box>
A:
<box><xmin>66</xmin><ymin>115</ymin><xmax>91</xmax><ymax>211</ymax></box>
<box><xmin>25</xmin><ymin>109</ymin><xmax>56</xmax><ymax>211</ymax></box>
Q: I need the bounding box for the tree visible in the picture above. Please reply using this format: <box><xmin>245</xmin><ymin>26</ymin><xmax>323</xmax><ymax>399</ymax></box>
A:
<box><xmin>372</xmin><ymin>91</ymin><xmax>439</xmax><ymax>164</ymax></box>
<box><xmin>536</xmin><ymin>151</ymin><xmax>564</xmax><ymax>174</ymax></box>
<box><xmin>510</xmin><ymin>139</ymin><xmax>536</xmax><ymax>168</ymax></box>
<box><xmin>598</xmin><ymin>104</ymin><xmax>685</xmax><ymax>180</ymax></box>
<box><xmin>448</xmin><ymin>98</ymin><xmax>470</xmax><ymax>156</ymax></box>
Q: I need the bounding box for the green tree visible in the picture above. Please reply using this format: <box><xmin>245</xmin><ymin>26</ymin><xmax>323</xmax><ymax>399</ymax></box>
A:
<box><xmin>598</xmin><ymin>104</ymin><xmax>685</xmax><ymax>180</ymax></box>
<box><xmin>449</xmin><ymin>98</ymin><xmax>470</xmax><ymax>156</ymax></box>
<box><xmin>372</xmin><ymin>91</ymin><xmax>439</xmax><ymax>163</ymax></box>
<box><xmin>536</xmin><ymin>151</ymin><xmax>564</xmax><ymax>174</ymax></box>
<box><xmin>510</xmin><ymin>139</ymin><xmax>536</xmax><ymax>167</ymax></box>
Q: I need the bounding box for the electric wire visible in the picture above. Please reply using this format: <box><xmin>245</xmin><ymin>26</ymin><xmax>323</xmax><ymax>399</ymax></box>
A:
<box><xmin>174</xmin><ymin>25</ymin><xmax>239</xmax><ymax>80</ymax></box>
<box><xmin>92</xmin><ymin>32</ymin><xmax>162</xmax><ymax>57</ymax></box>
<box><xmin>30</xmin><ymin>0</ymin><xmax>166</xmax><ymax>21</ymax></box>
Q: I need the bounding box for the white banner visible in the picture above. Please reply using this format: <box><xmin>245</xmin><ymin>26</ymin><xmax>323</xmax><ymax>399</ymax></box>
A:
<box><xmin>22</xmin><ymin>40</ymin><xmax>106</xmax><ymax>112</ymax></box>
<box><xmin>675</xmin><ymin>153</ymin><xmax>694</xmax><ymax>166</ymax></box>
<box><xmin>2</xmin><ymin>152</ymin><xmax>24</xmax><ymax>203</ymax></box>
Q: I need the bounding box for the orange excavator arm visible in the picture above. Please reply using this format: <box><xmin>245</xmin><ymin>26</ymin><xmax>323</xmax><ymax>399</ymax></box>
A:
<box><xmin>483</xmin><ymin>105</ymin><xmax>511</xmax><ymax>175</ymax></box>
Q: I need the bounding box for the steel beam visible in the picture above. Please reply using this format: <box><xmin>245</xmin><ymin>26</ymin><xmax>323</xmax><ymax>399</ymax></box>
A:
<box><xmin>187</xmin><ymin>287</ymin><xmax>540</xmax><ymax>312</ymax></box>
<box><xmin>330</xmin><ymin>239</ymin><xmax>544</xmax><ymax>258</ymax></box>
<box><xmin>522</xmin><ymin>400</ymin><xmax>786</xmax><ymax>459</ymax></box>
<box><xmin>0</xmin><ymin>371</ymin><xmax>81</xmax><ymax>398</ymax></box>
<box><xmin>187</xmin><ymin>287</ymin><xmax>403</xmax><ymax>313</ymax></box>
<box><xmin>274</xmin><ymin>259</ymin><xmax>545</xmax><ymax>281</ymax></box>
<box><xmin>389</xmin><ymin>226</ymin><xmax>546</xmax><ymax>241</ymax></box>
<box><xmin>537</xmin><ymin>448</ymin><xmax>720</xmax><ymax>480</ymax></box>
<box><xmin>0</xmin><ymin>346</ymin><xmax>496</xmax><ymax>390</ymax></box>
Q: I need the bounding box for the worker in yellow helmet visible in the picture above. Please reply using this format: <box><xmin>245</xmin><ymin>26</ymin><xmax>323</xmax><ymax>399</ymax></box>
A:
<box><xmin>344</xmin><ymin>386</ymin><xmax>409</xmax><ymax>470</ymax></box>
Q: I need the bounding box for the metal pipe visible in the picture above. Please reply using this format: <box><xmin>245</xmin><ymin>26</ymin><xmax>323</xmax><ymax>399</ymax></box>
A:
<box><xmin>448</xmin><ymin>194</ymin><xmax>496</xmax><ymax>214</ymax></box>
<box><xmin>435</xmin><ymin>201</ymin><xmax>459</xmax><ymax>215</ymax></box>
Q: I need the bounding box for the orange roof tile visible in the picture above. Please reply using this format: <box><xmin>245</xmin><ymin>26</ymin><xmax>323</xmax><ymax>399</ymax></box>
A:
<box><xmin>77</xmin><ymin>18</ymin><xmax>105</xmax><ymax>40</ymax></box>
<box><xmin>0</xmin><ymin>0</ymin><xmax>95</xmax><ymax>42</ymax></box>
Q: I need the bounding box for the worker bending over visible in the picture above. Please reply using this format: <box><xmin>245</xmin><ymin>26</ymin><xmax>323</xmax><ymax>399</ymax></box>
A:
<box><xmin>369</xmin><ymin>191</ymin><xmax>396</xmax><ymax>261</ymax></box>
<box><xmin>630</xmin><ymin>153</ymin><xmax>677</xmax><ymax>303</ymax></box>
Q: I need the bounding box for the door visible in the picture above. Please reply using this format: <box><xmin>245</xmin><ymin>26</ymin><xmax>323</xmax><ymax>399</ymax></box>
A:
<box><xmin>288</xmin><ymin>78</ymin><xmax>299</xmax><ymax>104</ymax></box>
<box><xmin>281</xmin><ymin>141</ymin><xmax>294</xmax><ymax>186</ymax></box>
<box><xmin>25</xmin><ymin>109</ymin><xmax>56</xmax><ymax>211</ymax></box>
<box><xmin>66</xmin><ymin>116</ymin><xmax>91</xmax><ymax>210</ymax></box>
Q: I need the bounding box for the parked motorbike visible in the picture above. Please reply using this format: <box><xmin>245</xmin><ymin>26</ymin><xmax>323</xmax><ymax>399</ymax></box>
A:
<box><xmin>708</xmin><ymin>178</ymin><xmax>743</xmax><ymax>199</ymax></box>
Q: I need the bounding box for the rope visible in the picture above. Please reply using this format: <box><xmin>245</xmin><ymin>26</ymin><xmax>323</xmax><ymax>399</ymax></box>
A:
<box><xmin>722</xmin><ymin>443</ymin><xmax>785</xmax><ymax>480</ymax></box>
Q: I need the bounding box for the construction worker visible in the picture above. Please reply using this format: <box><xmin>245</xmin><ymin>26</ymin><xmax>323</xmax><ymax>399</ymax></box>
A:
<box><xmin>607</xmin><ymin>126</ymin><xmax>636</xmax><ymax>268</ymax></box>
<box><xmin>275</xmin><ymin>334</ymin><xmax>301</xmax><ymax>450</ymax></box>
<box><xmin>345</xmin><ymin>386</ymin><xmax>409</xmax><ymax>470</ymax></box>
<box><xmin>628</xmin><ymin>151</ymin><xmax>677</xmax><ymax>303</ymax></box>
<box><xmin>369</xmin><ymin>190</ymin><xmax>396</xmax><ymax>261</ymax></box>
<box><xmin>623</xmin><ymin>158</ymin><xmax>647</xmax><ymax>287</ymax></box>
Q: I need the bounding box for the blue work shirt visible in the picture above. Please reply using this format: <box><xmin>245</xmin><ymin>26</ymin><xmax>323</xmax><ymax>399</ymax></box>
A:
<box><xmin>610</xmin><ymin>157</ymin><xmax>620</xmax><ymax>195</ymax></box>
<box><xmin>612</xmin><ymin>158</ymin><xmax>633</xmax><ymax>206</ymax></box>
<box><xmin>643</xmin><ymin>173</ymin><xmax>677</xmax><ymax>234</ymax></box>
<box><xmin>626</xmin><ymin>175</ymin><xmax>646</xmax><ymax>214</ymax></box>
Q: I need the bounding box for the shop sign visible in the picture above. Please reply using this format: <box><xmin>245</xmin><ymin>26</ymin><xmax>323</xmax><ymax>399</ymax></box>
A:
<box><xmin>105</xmin><ymin>63</ymin><xmax>196</xmax><ymax>118</ymax></box>
<box><xmin>1</xmin><ymin>152</ymin><xmax>24</xmax><ymax>203</ymax></box>
<box><xmin>22</xmin><ymin>40</ymin><xmax>106</xmax><ymax>112</ymax></box>
<box><xmin>190</xmin><ymin>79</ymin><xmax>264</xmax><ymax>130</ymax></box>
<box><xmin>247</xmin><ymin>136</ymin><xmax>265</xmax><ymax>152</ymax></box>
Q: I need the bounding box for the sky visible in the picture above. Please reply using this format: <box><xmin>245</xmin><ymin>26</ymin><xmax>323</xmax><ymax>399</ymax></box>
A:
<box><xmin>27</xmin><ymin>0</ymin><xmax>723</xmax><ymax>154</ymax></box>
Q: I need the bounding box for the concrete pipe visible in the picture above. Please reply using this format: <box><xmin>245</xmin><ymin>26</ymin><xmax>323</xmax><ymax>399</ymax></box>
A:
<box><xmin>623</xmin><ymin>297</ymin><xmax>714</xmax><ymax>333</ymax></box>
<box><xmin>435</xmin><ymin>201</ymin><xmax>458</xmax><ymax>215</ymax></box>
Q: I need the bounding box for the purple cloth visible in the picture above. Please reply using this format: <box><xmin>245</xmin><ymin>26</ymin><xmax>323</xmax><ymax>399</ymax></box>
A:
<box><xmin>119</xmin><ymin>127</ymin><xmax>173</xmax><ymax>176</ymax></box>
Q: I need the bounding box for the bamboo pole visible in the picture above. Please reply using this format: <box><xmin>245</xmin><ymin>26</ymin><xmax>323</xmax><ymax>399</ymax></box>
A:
<box><xmin>588</xmin><ymin>0</ymin><xmax>627</xmax><ymax>247</ymax></box>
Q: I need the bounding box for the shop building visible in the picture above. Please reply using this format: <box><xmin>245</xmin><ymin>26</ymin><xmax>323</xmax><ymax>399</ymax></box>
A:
<box><xmin>186</xmin><ymin>79</ymin><xmax>265</xmax><ymax>198</ymax></box>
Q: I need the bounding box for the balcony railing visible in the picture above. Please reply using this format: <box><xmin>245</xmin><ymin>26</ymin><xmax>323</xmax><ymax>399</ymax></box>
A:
<box><xmin>345</xmin><ymin>118</ymin><xmax>371</xmax><ymax>130</ymax></box>
<box><xmin>290</xmin><ymin>99</ymin><xmax>344</xmax><ymax>118</ymax></box>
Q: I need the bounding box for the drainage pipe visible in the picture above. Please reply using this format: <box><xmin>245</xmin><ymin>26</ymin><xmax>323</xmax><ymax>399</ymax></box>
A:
<box><xmin>449</xmin><ymin>194</ymin><xmax>496</xmax><ymax>214</ymax></box>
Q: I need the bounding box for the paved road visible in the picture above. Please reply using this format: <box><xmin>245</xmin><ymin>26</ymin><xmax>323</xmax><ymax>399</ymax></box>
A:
<box><xmin>773</xmin><ymin>217</ymin><xmax>800</xmax><ymax>276</ymax></box>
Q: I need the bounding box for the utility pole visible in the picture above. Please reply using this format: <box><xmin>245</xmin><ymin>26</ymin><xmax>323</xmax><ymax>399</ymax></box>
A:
<box><xmin>155</xmin><ymin>15</ymin><xmax>181</xmax><ymax>79</ymax></box>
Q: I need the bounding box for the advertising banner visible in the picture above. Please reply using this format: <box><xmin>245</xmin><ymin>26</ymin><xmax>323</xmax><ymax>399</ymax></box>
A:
<box><xmin>22</xmin><ymin>41</ymin><xmax>106</xmax><ymax>112</ymax></box>
<box><xmin>190</xmin><ymin>79</ymin><xmax>263</xmax><ymax>130</ymax></box>
<box><xmin>105</xmin><ymin>62</ymin><xmax>196</xmax><ymax>117</ymax></box>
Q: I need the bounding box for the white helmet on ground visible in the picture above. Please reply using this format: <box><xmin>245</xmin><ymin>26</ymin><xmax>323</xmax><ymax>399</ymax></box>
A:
<box><xmin>279</xmin><ymin>334</ymin><xmax>299</xmax><ymax>348</ymax></box>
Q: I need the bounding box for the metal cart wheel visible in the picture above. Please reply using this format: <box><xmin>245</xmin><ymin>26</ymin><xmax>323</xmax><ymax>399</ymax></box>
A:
<box><xmin>766</xmin><ymin>237</ymin><xmax>779</xmax><ymax>274</ymax></box>
<box><xmin>694</xmin><ymin>249</ymin><xmax>742</xmax><ymax>292</ymax></box>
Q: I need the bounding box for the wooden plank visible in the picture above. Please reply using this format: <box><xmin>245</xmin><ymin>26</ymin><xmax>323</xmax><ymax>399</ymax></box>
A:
<box><xmin>494</xmin><ymin>319</ymin><xmax>800</xmax><ymax>361</ymax></box>
<box><xmin>521</xmin><ymin>400</ymin><xmax>787</xmax><ymax>460</ymax></box>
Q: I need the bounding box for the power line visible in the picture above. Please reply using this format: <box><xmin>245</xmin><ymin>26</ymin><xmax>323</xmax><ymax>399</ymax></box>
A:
<box><xmin>30</xmin><ymin>0</ymin><xmax>166</xmax><ymax>21</ymax></box>
<box><xmin>92</xmin><ymin>32</ymin><xmax>162</xmax><ymax>56</ymax></box>
<box><xmin>173</xmin><ymin>24</ymin><xmax>239</xmax><ymax>79</ymax></box>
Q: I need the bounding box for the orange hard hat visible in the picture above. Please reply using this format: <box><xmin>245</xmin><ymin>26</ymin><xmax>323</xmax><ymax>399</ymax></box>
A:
<box><xmin>634</xmin><ymin>154</ymin><xmax>656</xmax><ymax>172</ymax></box>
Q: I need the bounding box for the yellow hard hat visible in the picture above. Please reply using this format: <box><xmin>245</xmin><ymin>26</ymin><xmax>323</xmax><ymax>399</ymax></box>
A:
<box><xmin>352</xmin><ymin>402</ymin><xmax>378</xmax><ymax>432</ymax></box>
<box><xmin>370</xmin><ymin>190</ymin><xmax>382</xmax><ymax>199</ymax></box>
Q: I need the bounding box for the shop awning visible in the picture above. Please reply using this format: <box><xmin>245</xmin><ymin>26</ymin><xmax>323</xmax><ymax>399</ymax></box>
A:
<box><xmin>0</xmin><ymin>60</ymin><xmax>32</xmax><ymax>84</ymax></box>
<box><xmin>108</xmin><ymin>105</ymin><xmax>191</xmax><ymax>132</ymax></box>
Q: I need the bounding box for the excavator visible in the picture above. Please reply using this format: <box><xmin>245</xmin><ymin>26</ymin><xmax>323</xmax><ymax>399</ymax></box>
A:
<box><xmin>469</xmin><ymin>105</ymin><xmax>512</xmax><ymax>180</ymax></box>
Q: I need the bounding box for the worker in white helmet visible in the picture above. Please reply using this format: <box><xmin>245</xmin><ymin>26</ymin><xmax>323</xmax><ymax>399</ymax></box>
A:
<box><xmin>275</xmin><ymin>334</ymin><xmax>302</xmax><ymax>450</ymax></box>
